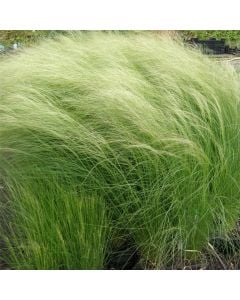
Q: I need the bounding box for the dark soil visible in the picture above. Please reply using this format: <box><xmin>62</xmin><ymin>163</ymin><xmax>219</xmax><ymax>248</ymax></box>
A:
<box><xmin>106</xmin><ymin>239</ymin><xmax>142</xmax><ymax>270</ymax></box>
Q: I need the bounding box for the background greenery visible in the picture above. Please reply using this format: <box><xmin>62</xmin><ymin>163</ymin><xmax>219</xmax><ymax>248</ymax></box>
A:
<box><xmin>0</xmin><ymin>30</ymin><xmax>65</xmax><ymax>48</ymax></box>
<box><xmin>180</xmin><ymin>30</ymin><xmax>240</xmax><ymax>47</ymax></box>
<box><xmin>1</xmin><ymin>30</ymin><xmax>240</xmax><ymax>49</ymax></box>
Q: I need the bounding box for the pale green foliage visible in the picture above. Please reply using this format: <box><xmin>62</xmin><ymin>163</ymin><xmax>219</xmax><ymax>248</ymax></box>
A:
<box><xmin>1</xmin><ymin>32</ymin><xmax>240</xmax><ymax>269</ymax></box>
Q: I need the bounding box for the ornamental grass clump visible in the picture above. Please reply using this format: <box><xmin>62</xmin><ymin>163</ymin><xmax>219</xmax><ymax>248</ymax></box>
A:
<box><xmin>0</xmin><ymin>32</ymin><xmax>240</xmax><ymax>269</ymax></box>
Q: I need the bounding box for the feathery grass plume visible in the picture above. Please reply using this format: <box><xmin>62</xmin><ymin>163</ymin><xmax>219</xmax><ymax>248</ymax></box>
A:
<box><xmin>1</xmin><ymin>31</ymin><xmax>240</xmax><ymax>269</ymax></box>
